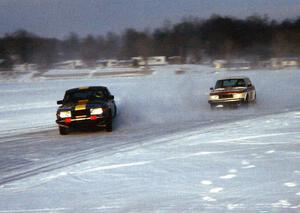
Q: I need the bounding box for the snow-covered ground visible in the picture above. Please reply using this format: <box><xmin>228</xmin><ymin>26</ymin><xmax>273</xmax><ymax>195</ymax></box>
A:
<box><xmin>0</xmin><ymin>65</ymin><xmax>299</xmax><ymax>212</ymax></box>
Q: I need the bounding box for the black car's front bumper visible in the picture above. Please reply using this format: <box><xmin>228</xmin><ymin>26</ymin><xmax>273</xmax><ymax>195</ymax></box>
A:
<box><xmin>56</xmin><ymin>114</ymin><xmax>108</xmax><ymax>128</ymax></box>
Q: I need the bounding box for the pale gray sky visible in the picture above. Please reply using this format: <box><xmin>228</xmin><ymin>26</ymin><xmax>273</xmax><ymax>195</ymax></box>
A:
<box><xmin>0</xmin><ymin>0</ymin><xmax>299</xmax><ymax>38</ymax></box>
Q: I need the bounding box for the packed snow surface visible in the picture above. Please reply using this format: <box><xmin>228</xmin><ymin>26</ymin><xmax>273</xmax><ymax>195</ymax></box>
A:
<box><xmin>0</xmin><ymin>65</ymin><xmax>300</xmax><ymax>212</ymax></box>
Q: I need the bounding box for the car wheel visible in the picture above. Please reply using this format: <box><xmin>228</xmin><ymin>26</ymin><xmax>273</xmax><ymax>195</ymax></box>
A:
<box><xmin>105</xmin><ymin>112</ymin><xmax>113</xmax><ymax>132</ymax></box>
<box><xmin>113</xmin><ymin>104</ymin><xmax>117</xmax><ymax>118</ymax></box>
<box><xmin>252</xmin><ymin>93</ymin><xmax>257</xmax><ymax>104</ymax></box>
<box><xmin>243</xmin><ymin>95</ymin><xmax>250</xmax><ymax>107</ymax></box>
<box><xmin>210</xmin><ymin>104</ymin><xmax>215</xmax><ymax>110</ymax></box>
<box><xmin>59</xmin><ymin>126</ymin><xmax>69</xmax><ymax>135</ymax></box>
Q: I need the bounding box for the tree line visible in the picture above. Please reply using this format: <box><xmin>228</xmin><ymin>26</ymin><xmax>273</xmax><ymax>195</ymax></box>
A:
<box><xmin>1</xmin><ymin>15</ymin><xmax>300</xmax><ymax>69</ymax></box>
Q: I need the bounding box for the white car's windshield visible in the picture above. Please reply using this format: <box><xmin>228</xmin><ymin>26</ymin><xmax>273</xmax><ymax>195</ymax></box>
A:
<box><xmin>215</xmin><ymin>79</ymin><xmax>246</xmax><ymax>88</ymax></box>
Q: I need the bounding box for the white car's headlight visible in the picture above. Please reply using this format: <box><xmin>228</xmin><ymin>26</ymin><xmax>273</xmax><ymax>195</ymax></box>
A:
<box><xmin>209</xmin><ymin>95</ymin><xmax>219</xmax><ymax>100</ymax></box>
<box><xmin>233</xmin><ymin>93</ymin><xmax>246</xmax><ymax>99</ymax></box>
<box><xmin>90</xmin><ymin>108</ymin><xmax>103</xmax><ymax>115</ymax></box>
<box><xmin>59</xmin><ymin>111</ymin><xmax>71</xmax><ymax>118</ymax></box>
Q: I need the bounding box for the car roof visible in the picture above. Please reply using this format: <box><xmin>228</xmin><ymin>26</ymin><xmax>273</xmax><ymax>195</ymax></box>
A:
<box><xmin>217</xmin><ymin>76</ymin><xmax>250</xmax><ymax>81</ymax></box>
<box><xmin>66</xmin><ymin>86</ymin><xmax>108</xmax><ymax>93</ymax></box>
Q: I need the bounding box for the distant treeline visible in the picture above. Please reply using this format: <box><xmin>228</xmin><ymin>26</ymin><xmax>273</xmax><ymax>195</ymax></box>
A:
<box><xmin>1</xmin><ymin>15</ymin><xmax>300</xmax><ymax>69</ymax></box>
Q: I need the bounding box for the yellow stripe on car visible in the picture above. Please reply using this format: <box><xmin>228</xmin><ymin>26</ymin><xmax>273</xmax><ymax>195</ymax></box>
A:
<box><xmin>77</xmin><ymin>99</ymin><xmax>89</xmax><ymax>104</ymax></box>
<box><xmin>75</xmin><ymin>100</ymin><xmax>89</xmax><ymax>111</ymax></box>
<box><xmin>75</xmin><ymin>104</ymin><xmax>86</xmax><ymax>111</ymax></box>
<box><xmin>79</xmin><ymin>87</ymin><xmax>89</xmax><ymax>90</ymax></box>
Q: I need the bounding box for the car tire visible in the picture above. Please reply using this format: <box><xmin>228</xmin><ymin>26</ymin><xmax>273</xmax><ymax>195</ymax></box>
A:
<box><xmin>113</xmin><ymin>104</ymin><xmax>117</xmax><ymax>118</ymax></box>
<box><xmin>210</xmin><ymin>104</ymin><xmax>215</xmax><ymax>110</ymax></box>
<box><xmin>242</xmin><ymin>95</ymin><xmax>250</xmax><ymax>107</ymax></box>
<box><xmin>252</xmin><ymin>93</ymin><xmax>257</xmax><ymax>104</ymax></box>
<box><xmin>105</xmin><ymin>112</ymin><xmax>113</xmax><ymax>132</ymax></box>
<box><xmin>59</xmin><ymin>126</ymin><xmax>69</xmax><ymax>135</ymax></box>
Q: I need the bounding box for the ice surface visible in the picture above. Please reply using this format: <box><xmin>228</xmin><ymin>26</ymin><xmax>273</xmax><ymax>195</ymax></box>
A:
<box><xmin>0</xmin><ymin>65</ymin><xmax>299</xmax><ymax>212</ymax></box>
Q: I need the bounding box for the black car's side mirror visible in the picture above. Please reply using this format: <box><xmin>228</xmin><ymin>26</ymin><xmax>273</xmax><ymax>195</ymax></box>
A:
<box><xmin>108</xmin><ymin>95</ymin><xmax>114</xmax><ymax>100</ymax></box>
<box><xmin>210</xmin><ymin>87</ymin><xmax>214</xmax><ymax>91</ymax></box>
<box><xmin>248</xmin><ymin>84</ymin><xmax>252</xmax><ymax>87</ymax></box>
<box><xmin>57</xmin><ymin>100</ymin><xmax>63</xmax><ymax>105</ymax></box>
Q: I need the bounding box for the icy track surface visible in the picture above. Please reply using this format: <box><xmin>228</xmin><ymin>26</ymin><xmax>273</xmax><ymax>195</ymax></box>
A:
<box><xmin>0</xmin><ymin>65</ymin><xmax>300</xmax><ymax>212</ymax></box>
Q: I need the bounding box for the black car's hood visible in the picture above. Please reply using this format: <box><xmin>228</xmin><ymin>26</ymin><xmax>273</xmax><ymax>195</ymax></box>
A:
<box><xmin>57</xmin><ymin>99</ymin><xmax>108</xmax><ymax>112</ymax></box>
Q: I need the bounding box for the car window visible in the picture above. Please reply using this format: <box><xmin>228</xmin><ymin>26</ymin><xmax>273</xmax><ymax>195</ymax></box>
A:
<box><xmin>94</xmin><ymin>91</ymin><xmax>105</xmax><ymax>98</ymax></box>
<box><xmin>236</xmin><ymin>79</ymin><xmax>246</xmax><ymax>87</ymax></box>
<box><xmin>216</xmin><ymin>79</ymin><xmax>246</xmax><ymax>88</ymax></box>
<box><xmin>64</xmin><ymin>90</ymin><xmax>106</xmax><ymax>103</ymax></box>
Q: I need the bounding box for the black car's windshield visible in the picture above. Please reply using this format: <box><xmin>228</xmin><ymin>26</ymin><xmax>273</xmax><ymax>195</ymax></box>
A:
<box><xmin>64</xmin><ymin>90</ymin><xmax>106</xmax><ymax>103</ymax></box>
<box><xmin>215</xmin><ymin>79</ymin><xmax>246</xmax><ymax>88</ymax></box>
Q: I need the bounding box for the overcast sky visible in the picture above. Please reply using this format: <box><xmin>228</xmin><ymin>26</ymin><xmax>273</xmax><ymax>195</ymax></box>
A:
<box><xmin>0</xmin><ymin>0</ymin><xmax>299</xmax><ymax>38</ymax></box>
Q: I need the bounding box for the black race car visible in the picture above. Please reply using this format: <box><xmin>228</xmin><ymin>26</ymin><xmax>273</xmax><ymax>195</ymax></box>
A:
<box><xmin>56</xmin><ymin>86</ymin><xmax>117</xmax><ymax>135</ymax></box>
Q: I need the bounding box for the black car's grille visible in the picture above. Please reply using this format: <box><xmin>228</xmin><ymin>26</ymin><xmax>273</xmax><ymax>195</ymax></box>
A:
<box><xmin>219</xmin><ymin>94</ymin><xmax>233</xmax><ymax>99</ymax></box>
<box><xmin>73</xmin><ymin>110</ymin><xmax>90</xmax><ymax>117</ymax></box>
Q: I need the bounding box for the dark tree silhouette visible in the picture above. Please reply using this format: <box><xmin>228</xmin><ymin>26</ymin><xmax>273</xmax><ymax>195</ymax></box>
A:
<box><xmin>1</xmin><ymin>15</ymin><xmax>300</xmax><ymax>69</ymax></box>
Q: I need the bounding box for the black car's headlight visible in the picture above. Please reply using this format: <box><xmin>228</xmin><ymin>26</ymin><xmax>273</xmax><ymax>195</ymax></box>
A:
<box><xmin>59</xmin><ymin>111</ymin><xmax>71</xmax><ymax>118</ymax></box>
<box><xmin>90</xmin><ymin>108</ymin><xmax>104</xmax><ymax>115</ymax></box>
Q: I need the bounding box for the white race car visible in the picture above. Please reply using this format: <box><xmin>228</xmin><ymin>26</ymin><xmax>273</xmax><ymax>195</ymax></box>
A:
<box><xmin>208</xmin><ymin>76</ymin><xmax>256</xmax><ymax>109</ymax></box>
